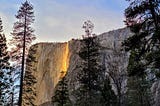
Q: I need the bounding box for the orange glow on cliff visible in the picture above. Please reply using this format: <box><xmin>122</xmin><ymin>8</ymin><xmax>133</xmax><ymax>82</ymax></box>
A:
<box><xmin>61</xmin><ymin>42</ymin><xmax>69</xmax><ymax>77</ymax></box>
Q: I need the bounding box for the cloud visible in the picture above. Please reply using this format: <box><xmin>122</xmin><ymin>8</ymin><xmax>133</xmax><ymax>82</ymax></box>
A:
<box><xmin>33</xmin><ymin>0</ymin><xmax>126</xmax><ymax>42</ymax></box>
<box><xmin>0</xmin><ymin>0</ymin><xmax>21</xmax><ymax>41</ymax></box>
<box><xmin>0</xmin><ymin>12</ymin><xmax>13</xmax><ymax>39</ymax></box>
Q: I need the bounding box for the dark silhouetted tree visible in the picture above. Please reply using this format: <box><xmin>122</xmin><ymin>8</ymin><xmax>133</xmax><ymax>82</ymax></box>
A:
<box><xmin>123</xmin><ymin>0</ymin><xmax>160</xmax><ymax>105</ymax></box>
<box><xmin>123</xmin><ymin>0</ymin><xmax>160</xmax><ymax>78</ymax></box>
<box><xmin>101</xmin><ymin>77</ymin><xmax>117</xmax><ymax>106</ymax></box>
<box><xmin>52</xmin><ymin>72</ymin><xmax>71</xmax><ymax>106</ymax></box>
<box><xmin>0</xmin><ymin>18</ymin><xmax>11</xmax><ymax>105</ymax></box>
<box><xmin>76</xmin><ymin>20</ymin><xmax>109</xmax><ymax>106</ymax></box>
<box><xmin>9</xmin><ymin>1</ymin><xmax>35</xmax><ymax>105</ymax></box>
<box><xmin>22</xmin><ymin>45</ymin><xmax>37</xmax><ymax>106</ymax></box>
<box><xmin>126</xmin><ymin>76</ymin><xmax>152</xmax><ymax>106</ymax></box>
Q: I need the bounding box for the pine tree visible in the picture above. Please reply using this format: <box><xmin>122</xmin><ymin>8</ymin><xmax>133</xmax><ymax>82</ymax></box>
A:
<box><xmin>0</xmin><ymin>18</ymin><xmax>11</xmax><ymax>105</ymax></box>
<box><xmin>126</xmin><ymin>76</ymin><xmax>152</xmax><ymax>106</ymax></box>
<box><xmin>123</xmin><ymin>0</ymin><xmax>160</xmax><ymax>78</ymax></box>
<box><xmin>22</xmin><ymin>45</ymin><xmax>37</xmax><ymax>106</ymax></box>
<box><xmin>52</xmin><ymin>72</ymin><xmax>71</xmax><ymax>106</ymax></box>
<box><xmin>101</xmin><ymin>77</ymin><xmax>117</xmax><ymax>106</ymax></box>
<box><xmin>76</xmin><ymin>20</ymin><xmax>104</xmax><ymax>106</ymax></box>
<box><xmin>123</xmin><ymin>0</ymin><xmax>159</xmax><ymax>105</ymax></box>
<box><xmin>9</xmin><ymin>1</ymin><xmax>35</xmax><ymax>105</ymax></box>
<box><xmin>10</xmin><ymin>67</ymin><xmax>20</xmax><ymax>106</ymax></box>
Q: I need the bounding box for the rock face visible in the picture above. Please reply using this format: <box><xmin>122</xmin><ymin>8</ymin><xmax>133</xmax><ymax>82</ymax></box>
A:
<box><xmin>23</xmin><ymin>42</ymin><xmax>70</xmax><ymax>105</ymax></box>
<box><xmin>66</xmin><ymin>28</ymin><xmax>130</xmax><ymax>105</ymax></box>
<box><xmin>151</xmin><ymin>81</ymin><xmax>160</xmax><ymax>106</ymax></box>
<box><xmin>23</xmin><ymin>28</ymin><xmax>131</xmax><ymax>106</ymax></box>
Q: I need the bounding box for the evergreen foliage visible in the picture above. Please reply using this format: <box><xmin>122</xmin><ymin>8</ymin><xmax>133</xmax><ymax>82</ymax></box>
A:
<box><xmin>126</xmin><ymin>76</ymin><xmax>152</xmax><ymax>106</ymax></box>
<box><xmin>123</xmin><ymin>0</ymin><xmax>160</xmax><ymax>105</ymax></box>
<box><xmin>123</xmin><ymin>0</ymin><xmax>160</xmax><ymax>78</ymax></box>
<box><xmin>100</xmin><ymin>77</ymin><xmax>117</xmax><ymax>106</ymax></box>
<box><xmin>76</xmin><ymin>36</ymin><xmax>103</xmax><ymax>106</ymax></box>
<box><xmin>22</xmin><ymin>45</ymin><xmax>37</xmax><ymax>106</ymax></box>
<box><xmin>9</xmin><ymin>1</ymin><xmax>35</xmax><ymax>105</ymax></box>
<box><xmin>0</xmin><ymin>18</ymin><xmax>11</xmax><ymax>105</ymax></box>
<box><xmin>75</xmin><ymin>20</ymin><xmax>116</xmax><ymax>106</ymax></box>
<box><xmin>76</xmin><ymin>21</ymin><xmax>102</xmax><ymax>106</ymax></box>
<box><xmin>78</xmin><ymin>36</ymin><xmax>102</xmax><ymax>90</ymax></box>
<box><xmin>52</xmin><ymin>73</ymin><xmax>71</xmax><ymax>106</ymax></box>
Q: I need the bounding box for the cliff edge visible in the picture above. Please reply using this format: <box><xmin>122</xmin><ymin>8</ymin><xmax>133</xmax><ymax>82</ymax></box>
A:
<box><xmin>23</xmin><ymin>28</ymin><xmax>131</xmax><ymax>106</ymax></box>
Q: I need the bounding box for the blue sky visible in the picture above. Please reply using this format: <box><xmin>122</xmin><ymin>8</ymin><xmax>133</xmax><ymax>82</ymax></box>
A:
<box><xmin>0</xmin><ymin>0</ymin><xmax>128</xmax><ymax>42</ymax></box>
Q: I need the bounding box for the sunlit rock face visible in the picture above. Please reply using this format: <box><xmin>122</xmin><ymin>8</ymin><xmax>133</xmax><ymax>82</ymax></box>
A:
<box><xmin>23</xmin><ymin>28</ymin><xmax>131</xmax><ymax>106</ymax></box>
<box><xmin>24</xmin><ymin>42</ymin><xmax>70</xmax><ymax>105</ymax></box>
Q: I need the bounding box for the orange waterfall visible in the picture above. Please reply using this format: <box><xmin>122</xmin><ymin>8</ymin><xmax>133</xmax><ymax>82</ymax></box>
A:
<box><xmin>61</xmin><ymin>42</ymin><xmax>69</xmax><ymax>77</ymax></box>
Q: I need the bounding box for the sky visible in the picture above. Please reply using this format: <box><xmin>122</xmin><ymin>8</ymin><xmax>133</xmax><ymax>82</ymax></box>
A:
<box><xmin>0</xmin><ymin>0</ymin><xmax>128</xmax><ymax>43</ymax></box>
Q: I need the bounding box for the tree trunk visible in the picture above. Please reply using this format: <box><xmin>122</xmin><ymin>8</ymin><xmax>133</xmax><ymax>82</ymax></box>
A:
<box><xmin>18</xmin><ymin>11</ymin><xmax>27</xmax><ymax>106</ymax></box>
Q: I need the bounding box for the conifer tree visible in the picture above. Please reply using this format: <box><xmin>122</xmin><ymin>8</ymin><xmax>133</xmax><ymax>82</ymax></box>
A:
<box><xmin>123</xmin><ymin>0</ymin><xmax>160</xmax><ymax>105</ymax></box>
<box><xmin>9</xmin><ymin>1</ymin><xmax>35</xmax><ymax>105</ymax></box>
<box><xmin>52</xmin><ymin>72</ymin><xmax>71</xmax><ymax>106</ymax></box>
<box><xmin>22</xmin><ymin>45</ymin><xmax>37</xmax><ymax>106</ymax></box>
<box><xmin>123</xmin><ymin>0</ymin><xmax>160</xmax><ymax>78</ymax></box>
<box><xmin>126</xmin><ymin>76</ymin><xmax>152</xmax><ymax>106</ymax></box>
<box><xmin>0</xmin><ymin>18</ymin><xmax>11</xmax><ymax>105</ymax></box>
<box><xmin>101</xmin><ymin>77</ymin><xmax>117</xmax><ymax>106</ymax></box>
<box><xmin>76</xmin><ymin>20</ymin><xmax>104</xmax><ymax>106</ymax></box>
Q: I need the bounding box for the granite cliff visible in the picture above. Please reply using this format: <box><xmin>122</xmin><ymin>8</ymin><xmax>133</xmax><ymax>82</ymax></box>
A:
<box><xmin>22</xmin><ymin>27</ymin><xmax>160</xmax><ymax>106</ymax></box>
<box><xmin>22</xmin><ymin>28</ymin><xmax>130</xmax><ymax>106</ymax></box>
<box><xmin>23</xmin><ymin>42</ymin><xmax>70</xmax><ymax>105</ymax></box>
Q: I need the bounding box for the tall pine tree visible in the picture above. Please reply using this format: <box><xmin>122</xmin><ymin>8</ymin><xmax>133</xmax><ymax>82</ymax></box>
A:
<box><xmin>0</xmin><ymin>18</ymin><xmax>11</xmax><ymax>105</ymax></box>
<box><xmin>52</xmin><ymin>72</ymin><xmax>71</xmax><ymax>106</ymax></box>
<box><xmin>10</xmin><ymin>1</ymin><xmax>35</xmax><ymax>105</ymax></box>
<box><xmin>76</xmin><ymin>20</ymin><xmax>107</xmax><ymax>106</ymax></box>
<box><xmin>123</xmin><ymin>0</ymin><xmax>160</xmax><ymax>105</ymax></box>
<box><xmin>123</xmin><ymin>0</ymin><xmax>160</xmax><ymax>78</ymax></box>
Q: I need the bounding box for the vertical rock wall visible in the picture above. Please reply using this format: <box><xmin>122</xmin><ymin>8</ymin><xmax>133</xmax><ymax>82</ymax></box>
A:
<box><xmin>23</xmin><ymin>28</ymin><xmax>131</xmax><ymax>106</ymax></box>
<box><xmin>24</xmin><ymin>42</ymin><xmax>70</xmax><ymax>105</ymax></box>
<box><xmin>66</xmin><ymin>28</ymin><xmax>131</xmax><ymax>105</ymax></box>
<box><xmin>23</xmin><ymin>27</ymin><xmax>160</xmax><ymax>106</ymax></box>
